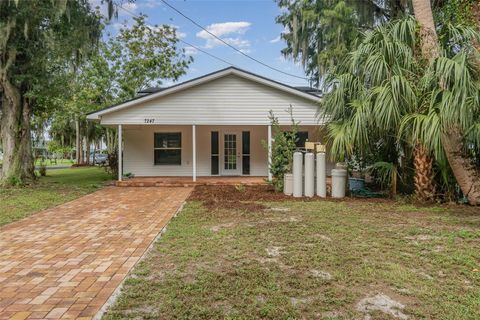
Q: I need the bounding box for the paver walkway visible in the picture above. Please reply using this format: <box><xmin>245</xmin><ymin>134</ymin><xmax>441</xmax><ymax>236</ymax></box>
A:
<box><xmin>0</xmin><ymin>187</ymin><xmax>192</xmax><ymax>319</ymax></box>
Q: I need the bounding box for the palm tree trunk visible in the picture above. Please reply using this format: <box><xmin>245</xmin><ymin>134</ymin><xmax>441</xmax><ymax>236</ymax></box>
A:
<box><xmin>442</xmin><ymin>130</ymin><xmax>480</xmax><ymax>205</ymax></box>
<box><xmin>413</xmin><ymin>143</ymin><xmax>436</xmax><ymax>201</ymax></box>
<box><xmin>409</xmin><ymin>0</ymin><xmax>439</xmax><ymax>201</ymax></box>
<box><xmin>411</xmin><ymin>0</ymin><xmax>440</xmax><ymax>58</ymax></box>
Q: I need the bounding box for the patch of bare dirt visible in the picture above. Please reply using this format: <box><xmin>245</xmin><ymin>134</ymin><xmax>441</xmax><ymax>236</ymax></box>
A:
<box><xmin>314</xmin><ymin>234</ymin><xmax>332</xmax><ymax>242</ymax></box>
<box><xmin>267</xmin><ymin>207</ymin><xmax>291</xmax><ymax>212</ymax></box>
<box><xmin>356</xmin><ymin>293</ymin><xmax>409</xmax><ymax>319</ymax></box>
<box><xmin>266</xmin><ymin>246</ymin><xmax>284</xmax><ymax>257</ymax></box>
<box><xmin>209</xmin><ymin>222</ymin><xmax>237</xmax><ymax>232</ymax></box>
<box><xmin>310</xmin><ymin>269</ymin><xmax>332</xmax><ymax>280</ymax></box>
<box><xmin>290</xmin><ymin>296</ymin><xmax>312</xmax><ymax>306</ymax></box>
<box><xmin>405</xmin><ymin>234</ymin><xmax>440</xmax><ymax>241</ymax></box>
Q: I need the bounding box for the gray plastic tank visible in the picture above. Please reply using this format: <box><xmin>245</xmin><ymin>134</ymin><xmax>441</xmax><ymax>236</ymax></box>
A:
<box><xmin>316</xmin><ymin>152</ymin><xmax>326</xmax><ymax>197</ymax></box>
<box><xmin>283</xmin><ymin>173</ymin><xmax>293</xmax><ymax>195</ymax></box>
<box><xmin>292</xmin><ymin>152</ymin><xmax>303</xmax><ymax>197</ymax></box>
<box><xmin>331</xmin><ymin>168</ymin><xmax>347</xmax><ymax>198</ymax></box>
<box><xmin>304</xmin><ymin>153</ymin><xmax>314</xmax><ymax>197</ymax></box>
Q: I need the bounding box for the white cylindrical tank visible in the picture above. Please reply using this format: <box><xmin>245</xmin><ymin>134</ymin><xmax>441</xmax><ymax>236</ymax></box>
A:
<box><xmin>304</xmin><ymin>152</ymin><xmax>314</xmax><ymax>197</ymax></box>
<box><xmin>292</xmin><ymin>152</ymin><xmax>303</xmax><ymax>197</ymax></box>
<box><xmin>331</xmin><ymin>168</ymin><xmax>347</xmax><ymax>198</ymax></box>
<box><xmin>283</xmin><ymin>173</ymin><xmax>293</xmax><ymax>195</ymax></box>
<box><xmin>316</xmin><ymin>152</ymin><xmax>326</xmax><ymax>197</ymax></box>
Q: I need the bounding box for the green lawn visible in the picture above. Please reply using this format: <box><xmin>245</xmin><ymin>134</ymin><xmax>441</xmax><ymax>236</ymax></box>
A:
<box><xmin>104</xmin><ymin>186</ymin><xmax>480</xmax><ymax>319</ymax></box>
<box><xmin>34</xmin><ymin>158</ymin><xmax>75</xmax><ymax>166</ymax></box>
<box><xmin>0</xmin><ymin>167</ymin><xmax>111</xmax><ymax>226</ymax></box>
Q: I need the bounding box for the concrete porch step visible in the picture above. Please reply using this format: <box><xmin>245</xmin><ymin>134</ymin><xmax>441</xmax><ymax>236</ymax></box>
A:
<box><xmin>115</xmin><ymin>177</ymin><xmax>268</xmax><ymax>187</ymax></box>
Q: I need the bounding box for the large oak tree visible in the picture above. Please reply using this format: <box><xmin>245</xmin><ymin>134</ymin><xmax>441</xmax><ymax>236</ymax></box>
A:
<box><xmin>0</xmin><ymin>0</ymin><xmax>102</xmax><ymax>185</ymax></box>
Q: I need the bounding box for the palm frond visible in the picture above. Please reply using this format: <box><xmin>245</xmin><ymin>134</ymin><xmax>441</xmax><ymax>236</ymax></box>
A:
<box><xmin>368</xmin><ymin>161</ymin><xmax>399</xmax><ymax>187</ymax></box>
<box><xmin>326</xmin><ymin>121</ymin><xmax>354</xmax><ymax>161</ymax></box>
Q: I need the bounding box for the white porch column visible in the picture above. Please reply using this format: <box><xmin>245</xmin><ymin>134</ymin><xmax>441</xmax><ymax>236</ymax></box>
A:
<box><xmin>192</xmin><ymin>124</ymin><xmax>197</xmax><ymax>182</ymax></box>
<box><xmin>267</xmin><ymin>124</ymin><xmax>272</xmax><ymax>181</ymax></box>
<box><xmin>118</xmin><ymin>124</ymin><xmax>122</xmax><ymax>181</ymax></box>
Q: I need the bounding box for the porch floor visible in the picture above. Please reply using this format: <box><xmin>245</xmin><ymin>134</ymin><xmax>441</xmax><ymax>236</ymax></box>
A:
<box><xmin>116</xmin><ymin>176</ymin><xmax>268</xmax><ymax>187</ymax></box>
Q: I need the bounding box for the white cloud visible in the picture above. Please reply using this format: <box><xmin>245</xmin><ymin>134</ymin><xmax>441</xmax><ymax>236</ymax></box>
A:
<box><xmin>119</xmin><ymin>2</ymin><xmax>137</xmax><ymax>15</ymax></box>
<box><xmin>238</xmin><ymin>48</ymin><xmax>251</xmax><ymax>54</ymax></box>
<box><xmin>184</xmin><ymin>46</ymin><xmax>198</xmax><ymax>56</ymax></box>
<box><xmin>196</xmin><ymin>21</ymin><xmax>251</xmax><ymax>49</ymax></box>
<box><xmin>176</xmin><ymin>31</ymin><xmax>187</xmax><ymax>39</ymax></box>
<box><xmin>270</xmin><ymin>36</ymin><xmax>281</xmax><ymax>43</ymax></box>
<box><xmin>142</xmin><ymin>0</ymin><xmax>161</xmax><ymax>8</ymax></box>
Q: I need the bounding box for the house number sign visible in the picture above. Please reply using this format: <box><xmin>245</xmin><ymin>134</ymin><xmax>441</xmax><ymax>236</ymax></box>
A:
<box><xmin>144</xmin><ymin>118</ymin><xmax>155</xmax><ymax>124</ymax></box>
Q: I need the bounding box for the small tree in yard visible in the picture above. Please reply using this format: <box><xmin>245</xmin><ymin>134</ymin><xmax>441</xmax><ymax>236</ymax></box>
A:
<box><xmin>265</xmin><ymin>107</ymin><xmax>299</xmax><ymax>192</ymax></box>
<box><xmin>66</xmin><ymin>15</ymin><xmax>192</xmax><ymax>177</ymax></box>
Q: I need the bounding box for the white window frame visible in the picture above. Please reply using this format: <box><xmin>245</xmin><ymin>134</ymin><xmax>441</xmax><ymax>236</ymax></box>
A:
<box><xmin>154</xmin><ymin>132</ymin><xmax>182</xmax><ymax>166</ymax></box>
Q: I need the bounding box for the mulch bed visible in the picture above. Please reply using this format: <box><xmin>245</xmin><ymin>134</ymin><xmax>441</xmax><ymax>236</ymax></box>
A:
<box><xmin>188</xmin><ymin>185</ymin><xmax>392</xmax><ymax>211</ymax></box>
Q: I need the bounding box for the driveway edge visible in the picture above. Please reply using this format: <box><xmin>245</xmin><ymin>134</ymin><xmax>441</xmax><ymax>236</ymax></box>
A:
<box><xmin>93</xmin><ymin>189</ymin><xmax>192</xmax><ymax>320</ymax></box>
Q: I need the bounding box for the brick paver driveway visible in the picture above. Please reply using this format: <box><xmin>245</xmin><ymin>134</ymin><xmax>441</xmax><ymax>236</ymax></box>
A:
<box><xmin>0</xmin><ymin>187</ymin><xmax>192</xmax><ymax>319</ymax></box>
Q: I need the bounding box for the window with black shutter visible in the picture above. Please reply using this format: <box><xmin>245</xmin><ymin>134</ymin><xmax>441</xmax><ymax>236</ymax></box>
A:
<box><xmin>242</xmin><ymin>131</ymin><xmax>250</xmax><ymax>175</ymax></box>
<box><xmin>211</xmin><ymin>131</ymin><xmax>219</xmax><ymax>174</ymax></box>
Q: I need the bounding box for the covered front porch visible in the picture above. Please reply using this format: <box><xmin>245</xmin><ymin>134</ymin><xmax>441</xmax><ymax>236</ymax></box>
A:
<box><xmin>116</xmin><ymin>124</ymin><xmax>276</xmax><ymax>182</ymax></box>
<box><xmin>116</xmin><ymin>124</ymin><xmax>326</xmax><ymax>183</ymax></box>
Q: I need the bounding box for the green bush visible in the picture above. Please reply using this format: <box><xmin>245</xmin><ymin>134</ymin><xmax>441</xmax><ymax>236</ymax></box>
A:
<box><xmin>264</xmin><ymin>107</ymin><xmax>299</xmax><ymax>192</ymax></box>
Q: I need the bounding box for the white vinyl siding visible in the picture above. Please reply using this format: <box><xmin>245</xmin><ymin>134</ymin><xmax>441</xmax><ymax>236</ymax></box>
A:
<box><xmin>100</xmin><ymin>75</ymin><xmax>322</xmax><ymax>126</ymax></box>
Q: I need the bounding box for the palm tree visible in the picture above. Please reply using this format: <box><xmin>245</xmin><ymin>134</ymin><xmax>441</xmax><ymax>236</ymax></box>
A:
<box><xmin>322</xmin><ymin>17</ymin><xmax>433</xmax><ymax>200</ymax></box>
<box><xmin>411</xmin><ymin>0</ymin><xmax>480</xmax><ymax>205</ymax></box>
<box><xmin>322</xmin><ymin>16</ymin><xmax>480</xmax><ymax>203</ymax></box>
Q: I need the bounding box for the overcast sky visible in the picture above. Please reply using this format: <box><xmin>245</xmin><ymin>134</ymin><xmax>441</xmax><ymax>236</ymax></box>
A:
<box><xmin>93</xmin><ymin>0</ymin><xmax>310</xmax><ymax>87</ymax></box>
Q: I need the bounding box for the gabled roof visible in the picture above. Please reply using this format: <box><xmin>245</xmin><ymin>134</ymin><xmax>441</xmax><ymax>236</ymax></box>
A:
<box><xmin>87</xmin><ymin>66</ymin><xmax>320</xmax><ymax>120</ymax></box>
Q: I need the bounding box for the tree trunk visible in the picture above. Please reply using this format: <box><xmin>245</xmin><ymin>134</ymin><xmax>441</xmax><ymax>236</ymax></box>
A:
<box><xmin>391</xmin><ymin>166</ymin><xmax>397</xmax><ymax>198</ymax></box>
<box><xmin>79</xmin><ymin>138</ymin><xmax>83</xmax><ymax>164</ymax></box>
<box><xmin>413</xmin><ymin>143</ymin><xmax>436</xmax><ymax>201</ymax></box>
<box><xmin>442</xmin><ymin>130</ymin><xmax>480</xmax><ymax>205</ymax></box>
<box><xmin>411</xmin><ymin>0</ymin><xmax>440</xmax><ymax>59</ymax></box>
<box><xmin>85</xmin><ymin>136</ymin><xmax>90</xmax><ymax>165</ymax></box>
<box><xmin>75</xmin><ymin>118</ymin><xmax>81</xmax><ymax>164</ymax></box>
<box><xmin>407</xmin><ymin>1</ymin><xmax>440</xmax><ymax>201</ymax></box>
<box><xmin>0</xmin><ymin>80</ymin><xmax>35</xmax><ymax>185</ymax></box>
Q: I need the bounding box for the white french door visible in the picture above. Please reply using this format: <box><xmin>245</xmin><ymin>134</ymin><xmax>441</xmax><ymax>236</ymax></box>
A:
<box><xmin>221</xmin><ymin>132</ymin><xmax>241</xmax><ymax>175</ymax></box>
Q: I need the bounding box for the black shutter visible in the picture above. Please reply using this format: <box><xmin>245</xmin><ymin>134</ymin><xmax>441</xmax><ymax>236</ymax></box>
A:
<box><xmin>211</xmin><ymin>131</ymin><xmax>219</xmax><ymax>175</ymax></box>
<box><xmin>242</xmin><ymin>131</ymin><xmax>250</xmax><ymax>175</ymax></box>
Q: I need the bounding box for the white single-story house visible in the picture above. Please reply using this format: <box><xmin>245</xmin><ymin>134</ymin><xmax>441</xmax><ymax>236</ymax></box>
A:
<box><xmin>87</xmin><ymin>67</ymin><xmax>334</xmax><ymax>181</ymax></box>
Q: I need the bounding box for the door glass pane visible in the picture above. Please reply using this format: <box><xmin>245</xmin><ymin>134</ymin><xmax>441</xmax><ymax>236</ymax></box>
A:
<box><xmin>224</xmin><ymin>134</ymin><xmax>237</xmax><ymax>170</ymax></box>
